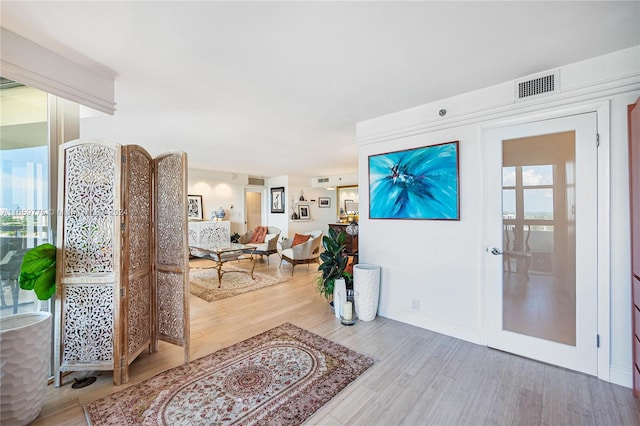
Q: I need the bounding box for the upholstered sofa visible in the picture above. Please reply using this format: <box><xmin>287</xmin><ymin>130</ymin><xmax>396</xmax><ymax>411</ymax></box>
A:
<box><xmin>239</xmin><ymin>226</ymin><xmax>281</xmax><ymax>264</ymax></box>
<box><xmin>277</xmin><ymin>230</ymin><xmax>323</xmax><ymax>275</ymax></box>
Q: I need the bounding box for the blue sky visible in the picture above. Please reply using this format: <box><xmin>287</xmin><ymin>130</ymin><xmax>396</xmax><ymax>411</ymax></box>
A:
<box><xmin>1</xmin><ymin>146</ymin><xmax>49</xmax><ymax>212</ymax></box>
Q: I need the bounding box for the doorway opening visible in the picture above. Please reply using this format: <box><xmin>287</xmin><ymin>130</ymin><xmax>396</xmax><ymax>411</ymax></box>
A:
<box><xmin>245</xmin><ymin>190</ymin><xmax>262</xmax><ymax>233</ymax></box>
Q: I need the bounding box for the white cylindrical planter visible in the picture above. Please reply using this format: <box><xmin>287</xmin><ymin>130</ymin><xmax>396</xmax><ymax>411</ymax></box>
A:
<box><xmin>1</xmin><ymin>312</ymin><xmax>52</xmax><ymax>426</ymax></box>
<box><xmin>354</xmin><ymin>264</ymin><xmax>381</xmax><ymax>321</ymax></box>
<box><xmin>333</xmin><ymin>278</ymin><xmax>347</xmax><ymax>318</ymax></box>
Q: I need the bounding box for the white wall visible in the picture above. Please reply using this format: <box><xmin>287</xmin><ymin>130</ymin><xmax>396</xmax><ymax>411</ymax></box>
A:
<box><xmin>288</xmin><ymin>175</ymin><xmax>336</xmax><ymax>237</ymax></box>
<box><xmin>188</xmin><ymin>169</ymin><xmax>248</xmax><ymax>235</ymax></box>
<box><xmin>268</xmin><ymin>175</ymin><xmax>337</xmax><ymax>238</ymax></box>
<box><xmin>356</xmin><ymin>46</ymin><xmax>640</xmax><ymax>387</ymax></box>
<box><xmin>359</xmin><ymin>124</ymin><xmax>486</xmax><ymax>343</ymax></box>
<box><xmin>265</xmin><ymin>175</ymin><xmax>290</xmax><ymax>237</ymax></box>
<box><xmin>187</xmin><ymin>172</ymin><xmax>342</xmax><ymax>241</ymax></box>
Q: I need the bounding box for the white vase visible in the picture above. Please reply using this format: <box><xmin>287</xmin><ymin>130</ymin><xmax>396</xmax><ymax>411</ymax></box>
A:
<box><xmin>354</xmin><ymin>264</ymin><xmax>381</xmax><ymax>321</ymax></box>
<box><xmin>1</xmin><ymin>312</ymin><xmax>52</xmax><ymax>426</ymax></box>
<box><xmin>333</xmin><ymin>278</ymin><xmax>346</xmax><ymax>318</ymax></box>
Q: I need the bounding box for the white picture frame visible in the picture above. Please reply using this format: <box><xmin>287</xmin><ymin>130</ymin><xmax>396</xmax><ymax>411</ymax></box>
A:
<box><xmin>188</xmin><ymin>194</ymin><xmax>203</xmax><ymax>220</ymax></box>
<box><xmin>297</xmin><ymin>204</ymin><xmax>310</xmax><ymax>220</ymax></box>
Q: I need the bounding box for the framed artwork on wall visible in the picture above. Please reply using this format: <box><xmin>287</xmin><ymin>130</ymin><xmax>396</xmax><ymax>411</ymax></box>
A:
<box><xmin>270</xmin><ymin>187</ymin><xmax>285</xmax><ymax>213</ymax></box>
<box><xmin>337</xmin><ymin>185</ymin><xmax>359</xmax><ymax>216</ymax></box>
<box><xmin>318</xmin><ymin>197</ymin><xmax>331</xmax><ymax>208</ymax></box>
<box><xmin>368</xmin><ymin>140</ymin><xmax>460</xmax><ymax>220</ymax></box>
<box><xmin>188</xmin><ymin>195</ymin><xmax>204</xmax><ymax>220</ymax></box>
<box><xmin>297</xmin><ymin>204</ymin><xmax>310</xmax><ymax>220</ymax></box>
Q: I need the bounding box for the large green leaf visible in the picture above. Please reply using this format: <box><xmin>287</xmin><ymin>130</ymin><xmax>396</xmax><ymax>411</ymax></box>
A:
<box><xmin>18</xmin><ymin>243</ymin><xmax>56</xmax><ymax>300</ymax></box>
<box><xmin>33</xmin><ymin>266</ymin><xmax>56</xmax><ymax>300</ymax></box>
<box><xmin>319</xmin><ymin>252</ymin><xmax>334</xmax><ymax>263</ymax></box>
<box><xmin>20</xmin><ymin>243</ymin><xmax>56</xmax><ymax>274</ymax></box>
<box><xmin>316</xmin><ymin>229</ymin><xmax>350</xmax><ymax>300</ymax></box>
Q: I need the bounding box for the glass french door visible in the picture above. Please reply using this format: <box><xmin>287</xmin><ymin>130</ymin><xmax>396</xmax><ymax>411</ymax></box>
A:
<box><xmin>0</xmin><ymin>79</ymin><xmax>50</xmax><ymax>316</ymax></box>
<box><xmin>485</xmin><ymin>112</ymin><xmax>598</xmax><ymax>375</ymax></box>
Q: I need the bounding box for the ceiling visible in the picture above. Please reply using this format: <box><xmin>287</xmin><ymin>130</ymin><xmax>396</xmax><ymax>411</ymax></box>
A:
<box><xmin>1</xmin><ymin>1</ymin><xmax>638</xmax><ymax>178</ymax></box>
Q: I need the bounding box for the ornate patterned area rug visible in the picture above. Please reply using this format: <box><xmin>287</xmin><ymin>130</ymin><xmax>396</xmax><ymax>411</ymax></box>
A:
<box><xmin>189</xmin><ymin>265</ymin><xmax>288</xmax><ymax>302</ymax></box>
<box><xmin>84</xmin><ymin>323</ymin><xmax>375</xmax><ymax>425</ymax></box>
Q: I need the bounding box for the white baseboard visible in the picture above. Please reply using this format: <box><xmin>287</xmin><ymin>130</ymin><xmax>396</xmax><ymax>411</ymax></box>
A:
<box><xmin>378</xmin><ymin>308</ymin><xmax>482</xmax><ymax>344</ymax></box>
<box><xmin>609</xmin><ymin>364</ymin><xmax>633</xmax><ymax>388</ymax></box>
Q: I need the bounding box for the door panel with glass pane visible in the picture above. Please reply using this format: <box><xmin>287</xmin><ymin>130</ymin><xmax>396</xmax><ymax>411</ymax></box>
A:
<box><xmin>486</xmin><ymin>113</ymin><xmax>597</xmax><ymax>375</ymax></box>
<box><xmin>502</xmin><ymin>135</ymin><xmax>575</xmax><ymax>347</ymax></box>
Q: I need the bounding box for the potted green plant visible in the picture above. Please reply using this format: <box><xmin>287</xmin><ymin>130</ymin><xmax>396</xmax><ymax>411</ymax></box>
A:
<box><xmin>316</xmin><ymin>227</ymin><xmax>349</xmax><ymax>300</ymax></box>
<box><xmin>18</xmin><ymin>243</ymin><xmax>57</xmax><ymax>300</ymax></box>
<box><xmin>0</xmin><ymin>243</ymin><xmax>56</xmax><ymax>425</ymax></box>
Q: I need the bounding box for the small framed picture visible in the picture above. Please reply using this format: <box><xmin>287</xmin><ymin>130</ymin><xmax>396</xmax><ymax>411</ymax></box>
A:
<box><xmin>271</xmin><ymin>187</ymin><xmax>285</xmax><ymax>213</ymax></box>
<box><xmin>318</xmin><ymin>197</ymin><xmax>331</xmax><ymax>208</ymax></box>
<box><xmin>187</xmin><ymin>195</ymin><xmax>203</xmax><ymax>220</ymax></box>
<box><xmin>297</xmin><ymin>204</ymin><xmax>310</xmax><ymax>220</ymax></box>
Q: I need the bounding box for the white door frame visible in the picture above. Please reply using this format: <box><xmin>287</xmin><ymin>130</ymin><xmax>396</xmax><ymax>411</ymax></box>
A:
<box><xmin>481</xmin><ymin>101</ymin><xmax>610</xmax><ymax>381</ymax></box>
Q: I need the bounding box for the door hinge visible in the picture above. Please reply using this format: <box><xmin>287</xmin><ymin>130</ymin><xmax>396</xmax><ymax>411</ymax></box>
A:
<box><xmin>120</xmin><ymin>357</ymin><xmax>125</xmax><ymax>368</ymax></box>
<box><xmin>120</xmin><ymin>288</ymin><xmax>126</xmax><ymax>298</ymax></box>
<box><xmin>121</xmin><ymin>154</ymin><xmax>126</xmax><ymax>164</ymax></box>
<box><xmin>120</xmin><ymin>222</ymin><xmax>125</xmax><ymax>231</ymax></box>
<box><xmin>597</xmin><ymin>334</ymin><xmax>600</xmax><ymax>348</ymax></box>
<box><xmin>596</xmin><ymin>133</ymin><xmax>600</xmax><ymax>147</ymax></box>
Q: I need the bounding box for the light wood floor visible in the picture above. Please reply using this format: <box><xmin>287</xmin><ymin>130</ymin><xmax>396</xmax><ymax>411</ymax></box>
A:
<box><xmin>503</xmin><ymin>271</ymin><xmax>576</xmax><ymax>346</ymax></box>
<box><xmin>32</xmin><ymin>257</ymin><xmax>640</xmax><ymax>426</ymax></box>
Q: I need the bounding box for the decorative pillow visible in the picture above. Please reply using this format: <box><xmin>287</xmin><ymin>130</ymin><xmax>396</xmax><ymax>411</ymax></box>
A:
<box><xmin>249</xmin><ymin>226</ymin><xmax>268</xmax><ymax>243</ymax></box>
<box><xmin>292</xmin><ymin>233</ymin><xmax>311</xmax><ymax>247</ymax></box>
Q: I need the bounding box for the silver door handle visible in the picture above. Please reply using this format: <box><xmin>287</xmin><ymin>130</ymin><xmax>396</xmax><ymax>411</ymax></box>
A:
<box><xmin>491</xmin><ymin>247</ymin><xmax>503</xmax><ymax>255</ymax></box>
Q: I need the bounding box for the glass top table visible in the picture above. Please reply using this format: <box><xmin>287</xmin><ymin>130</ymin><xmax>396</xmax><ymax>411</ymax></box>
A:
<box><xmin>189</xmin><ymin>243</ymin><xmax>256</xmax><ymax>288</ymax></box>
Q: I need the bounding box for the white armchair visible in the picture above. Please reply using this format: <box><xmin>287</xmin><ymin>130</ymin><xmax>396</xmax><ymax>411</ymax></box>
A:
<box><xmin>239</xmin><ymin>226</ymin><xmax>281</xmax><ymax>265</ymax></box>
<box><xmin>277</xmin><ymin>230</ymin><xmax>323</xmax><ymax>275</ymax></box>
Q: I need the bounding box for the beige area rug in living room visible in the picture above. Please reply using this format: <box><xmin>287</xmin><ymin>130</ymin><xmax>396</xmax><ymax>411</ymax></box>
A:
<box><xmin>189</xmin><ymin>264</ymin><xmax>288</xmax><ymax>302</ymax></box>
<box><xmin>84</xmin><ymin>322</ymin><xmax>375</xmax><ymax>425</ymax></box>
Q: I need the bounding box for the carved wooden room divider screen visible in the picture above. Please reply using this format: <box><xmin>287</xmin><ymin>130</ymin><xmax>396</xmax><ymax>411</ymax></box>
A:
<box><xmin>54</xmin><ymin>139</ymin><xmax>189</xmax><ymax>386</ymax></box>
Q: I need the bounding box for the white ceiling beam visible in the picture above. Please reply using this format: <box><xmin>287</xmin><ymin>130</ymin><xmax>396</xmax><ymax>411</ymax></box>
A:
<box><xmin>1</xmin><ymin>27</ymin><xmax>115</xmax><ymax>115</ymax></box>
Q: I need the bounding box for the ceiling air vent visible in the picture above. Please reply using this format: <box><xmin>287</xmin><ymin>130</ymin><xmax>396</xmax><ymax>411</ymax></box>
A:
<box><xmin>317</xmin><ymin>177</ymin><xmax>330</xmax><ymax>184</ymax></box>
<box><xmin>514</xmin><ymin>70</ymin><xmax>559</xmax><ymax>101</ymax></box>
<box><xmin>247</xmin><ymin>177</ymin><xmax>265</xmax><ymax>186</ymax></box>
<box><xmin>0</xmin><ymin>77</ymin><xmax>23</xmax><ymax>90</ymax></box>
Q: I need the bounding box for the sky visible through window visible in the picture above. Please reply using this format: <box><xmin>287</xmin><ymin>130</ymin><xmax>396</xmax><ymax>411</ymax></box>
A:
<box><xmin>503</xmin><ymin>165</ymin><xmax>553</xmax><ymax>220</ymax></box>
<box><xmin>1</xmin><ymin>146</ymin><xmax>48</xmax><ymax>214</ymax></box>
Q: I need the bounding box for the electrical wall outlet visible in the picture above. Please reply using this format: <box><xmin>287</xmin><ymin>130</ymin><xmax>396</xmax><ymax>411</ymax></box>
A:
<box><xmin>411</xmin><ymin>299</ymin><xmax>420</xmax><ymax>310</ymax></box>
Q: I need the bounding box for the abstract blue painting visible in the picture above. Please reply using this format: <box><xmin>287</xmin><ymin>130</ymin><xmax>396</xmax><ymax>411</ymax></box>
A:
<box><xmin>368</xmin><ymin>141</ymin><xmax>459</xmax><ymax>220</ymax></box>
